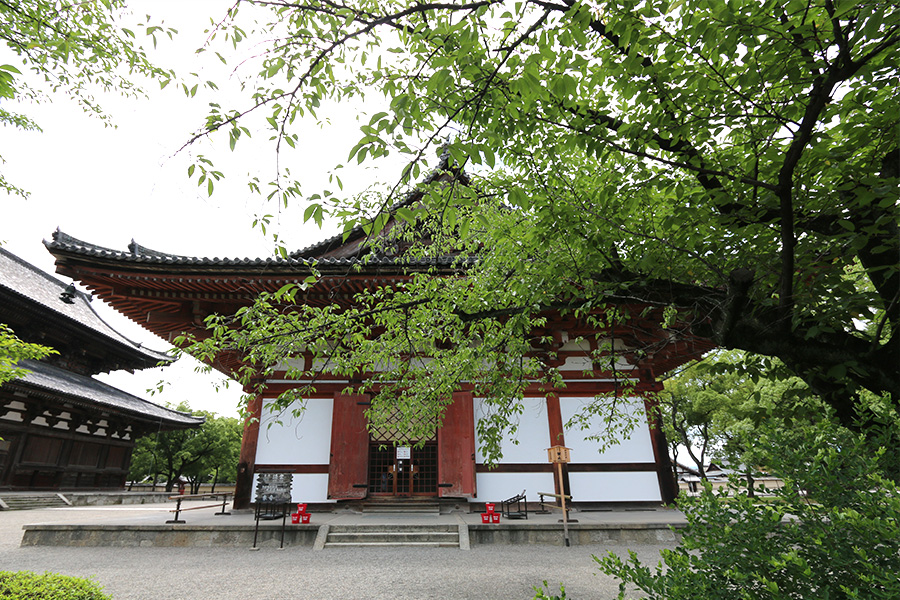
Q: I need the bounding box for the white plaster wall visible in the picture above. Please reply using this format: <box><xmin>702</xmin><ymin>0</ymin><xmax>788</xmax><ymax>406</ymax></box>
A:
<box><xmin>559</xmin><ymin>397</ymin><xmax>655</xmax><ymax>464</ymax></box>
<box><xmin>472</xmin><ymin>472</ymin><xmax>555</xmax><ymax>503</ymax></box>
<box><xmin>1</xmin><ymin>411</ymin><xmax>24</xmax><ymax>422</ymax></box>
<box><xmin>561</xmin><ymin>355</ymin><xmax>635</xmax><ymax>372</ymax></box>
<box><xmin>310</xmin><ymin>358</ymin><xmax>338</xmax><ymax>373</ymax></box>
<box><xmin>562</xmin><ymin>355</ymin><xmax>593</xmax><ymax>371</ymax></box>
<box><xmin>274</xmin><ymin>358</ymin><xmax>305</xmax><ymax>371</ymax></box>
<box><xmin>473</xmin><ymin>397</ymin><xmax>549</xmax><ymax>463</ymax></box>
<box><xmin>568</xmin><ymin>472</ymin><xmax>662</xmax><ymax>502</ymax></box>
<box><xmin>251</xmin><ymin>473</ymin><xmax>334</xmax><ymax>503</ymax></box>
<box><xmin>254</xmin><ymin>398</ymin><xmax>333</xmax><ymax>465</ymax></box>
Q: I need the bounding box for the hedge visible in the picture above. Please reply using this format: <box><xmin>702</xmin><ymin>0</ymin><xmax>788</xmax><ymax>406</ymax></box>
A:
<box><xmin>0</xmin><ymin>571</ymin><xmax>111</xmax><ymax>600</ymax></box>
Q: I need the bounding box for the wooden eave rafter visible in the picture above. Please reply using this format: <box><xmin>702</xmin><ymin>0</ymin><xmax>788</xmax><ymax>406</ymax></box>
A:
<box><xmin>0</xmin><ymin>293</ymin><xmax>163</xmax><ymax>375</ymax></box>
<box><xmin>1</xmin><ymin>383</ymin><xmax>197</xmax><ymax>433</ymax></box>
<box><xmin>49</xmin><ymin>240</ymin><xmax>709</xmax><ymax>384</ymax></box>
<box><xmin>49</xmin><ymin>257</ymin><xmax>433</xmax><ymax>374</ymax></box>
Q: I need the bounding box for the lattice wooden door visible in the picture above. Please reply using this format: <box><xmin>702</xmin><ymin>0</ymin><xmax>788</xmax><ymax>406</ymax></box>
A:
<box><xmin>366</xmin><ymin>404</ymin><xmax>437</xmax><ymax>497</ymax></box>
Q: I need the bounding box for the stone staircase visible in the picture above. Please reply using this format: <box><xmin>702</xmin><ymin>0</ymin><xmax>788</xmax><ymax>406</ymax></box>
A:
<box><xmin>0</xmin><ymin>493</ymin><xmax>71</xmax><ymax>511</ymax></box>
<box><xmin>360</xmin><ymin>498</ymin><xmax>441</xmax><ymax>514</ymax></box>
<box><xmin>320</xmin><ymin>523</ymin><xmax>462</xmax><ymax>548</ymax></box>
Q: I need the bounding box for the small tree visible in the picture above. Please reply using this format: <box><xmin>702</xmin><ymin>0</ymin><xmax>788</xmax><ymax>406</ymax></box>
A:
<box><xmin>128</xmin><ymin>402</ymin><xmax>241</xmax><ymax>493</ymax></box>
<box><xmin>182</xmin><ymin>414</ymin><xmax>242</xmax><ymax>493</ymax></box>
<box><xmin>660</xmin><ymin>350</ymin><xmax>820</xmax><ymax>487</ymax></box>
<box><xmin>595</xmin><ymin>421</ymin><xmax>900</xmax><ymax>600</ymax></box>
<box><xmin>0</xmin><ymin>323</ymin><xmax>55</xmax><ymax>386</ymax></box>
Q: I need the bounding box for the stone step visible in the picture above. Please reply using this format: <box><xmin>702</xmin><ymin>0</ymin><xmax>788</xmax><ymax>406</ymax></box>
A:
<box><xmin>328</xmin><ymin>531</ymin><xmax>459</xmax><ymax>544</ymax></box>
<box><xmin>362</xmin><ymin>505</ymin><xmax>440</xmax><ymax>514</ymax></box>
<box><xmin>324</xmin><ymin>524</ymin><xmax>460</xmax><ymax>548</ymax></box>
<box><xmin>326</xmin><ymin>541</ymin><xmax>460</xmax><ymax>547</ymax></box>
<box><xmin>329</xmin><ymin>524</ymin><xmax>458</xmax><ymax>533</ymax></box>
<box><xmin>361</xmin><ymin>501</ymin><xmax>441</xmax><ymax>514</ymax></box>
<box><xmin>0</xmin><ymin>494</ymin><xmax>70</xmax><ymax>510</ymax></box>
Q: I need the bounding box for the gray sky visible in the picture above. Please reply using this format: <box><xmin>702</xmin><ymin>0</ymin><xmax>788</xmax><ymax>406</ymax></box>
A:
<box><xmin>1</xmin><ymin>1</ymin><xmax>389</xmax><ymax>417</ymax></box>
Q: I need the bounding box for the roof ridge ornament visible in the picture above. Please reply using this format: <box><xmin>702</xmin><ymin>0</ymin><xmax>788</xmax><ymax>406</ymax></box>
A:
<box><xmin>59</xmin><ymin>283</ymin><xmax>77</xmax><ymax>304</ymax></box>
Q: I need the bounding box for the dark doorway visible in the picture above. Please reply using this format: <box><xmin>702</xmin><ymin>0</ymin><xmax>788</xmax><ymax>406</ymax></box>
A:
<box><xmin>368</xmin><ymin>442</ymin><xmax>438</xmax><ymax>497</ymax></box>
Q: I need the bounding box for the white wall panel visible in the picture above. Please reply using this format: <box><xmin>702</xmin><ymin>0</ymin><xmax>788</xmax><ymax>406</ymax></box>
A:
<box><xmin>254</xmin><ymin>398</ymin><xmax>333</xmax><ymax>465</ymax></box>
<box><xmin>560</xmin><ymin>355</ymin><xmax>637</xmax><ymax>371</ymax></box>
<box><xmin>559</xmin><ymin>397</ymin><xmax>655</xmax><ymax>463</ymax></box>
<box><xmin>472</xmin><ymin>472</ymin><xmax>555</xmax><ymax>503</ymax></box>
<box><xmin>474</xmin><ymin>397</ymin><xmax>549</xmax><ymax>463</ymax></box>
<box><xmin>289</xmin><ymin>474</ymin><xmax>333</xmax><ymax>503</ymax></box>
<box><xmin>568</xmin><ymin>472</ymin><xmax>662</xmax><ymax>502</ymax></box>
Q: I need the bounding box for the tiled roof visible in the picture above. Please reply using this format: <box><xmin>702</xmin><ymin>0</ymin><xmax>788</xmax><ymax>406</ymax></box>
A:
<box><xmin>46</xmin><ymin>156</ymin><xmax>470</xmax><ymax>270</ymax></box>
<box><xmin>12</xmin><ymin>360</ymin><xmax>204</xmax><ymax>427</ymax></box>
<box><xmin>46</xmin><ymin>230</ymin><xmax>468</xmax><ymax>270</ymax></box>
<box><xmin>0</xmin><ymin>247</ymin><xmax>170</xmax><ymax>364</ymax></box>
<box><xmin>47</xmin><ymin>230</ymin><xmax>291</xmax><ymax>267</ymax></box>
<box><xmin>290</xmin><ymin>152</ymin><xmax>467</xmax><ymax>259</ymax></box>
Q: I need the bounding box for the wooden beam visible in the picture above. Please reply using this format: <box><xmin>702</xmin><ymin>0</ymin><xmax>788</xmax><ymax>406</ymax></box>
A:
<box><xmin>146</xmin><ymin>311</ymin><xmax>191</xmax><ymax>324</ymax></box>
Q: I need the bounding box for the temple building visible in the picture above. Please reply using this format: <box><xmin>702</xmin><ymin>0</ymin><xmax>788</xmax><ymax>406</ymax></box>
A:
<box><xmin>0</xmin><ymin>248</ymin><xmax>203</xmax><ymax>491</ymax></box>
<box><xmin>45</xmin><ymin>177</ymin><xmax>712</xmax><ymax>509</ymax></box>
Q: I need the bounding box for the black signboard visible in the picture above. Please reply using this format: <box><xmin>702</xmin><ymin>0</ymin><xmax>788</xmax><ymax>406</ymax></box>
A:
<box><xmin>255</xmin><ymin>473</ymin><xmax>293</xmax><ymax>503</ymax></box>
<box><xmin>252</xmin><ymin>473</ymin><xmax>293</xmax><ymax>549</ymax></box>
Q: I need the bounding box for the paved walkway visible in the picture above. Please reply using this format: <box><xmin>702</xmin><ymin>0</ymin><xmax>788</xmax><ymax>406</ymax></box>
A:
<box><xmin>1</xmin><ymin>503</ymin><xmax>682</xmax><ymax>599</ymax></box>
<box><xmin>10</xmin><ymin>499</ymin><xmax>686</xmax><ymax>528</ymax></box>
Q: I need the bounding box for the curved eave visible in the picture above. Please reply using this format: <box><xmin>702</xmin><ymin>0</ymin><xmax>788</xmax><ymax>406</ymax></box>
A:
<box><xmin>7</xmin><ymin>360</ymin><xmax>204</xmax><ymax>430</ymax></box>
<box><xmin>45</xmin><ymin>232</ymin><xmax>465</xmax><ymax>357</ymax></box>
<box><xmin>0</xmin><ymin>247</ymin><xmax>171</xmax><ymax>371</ymax></box>
<box><xmin>46</xmin><ymin>229</ymin><xmax>466</xmax><ymax>273</ymax></box>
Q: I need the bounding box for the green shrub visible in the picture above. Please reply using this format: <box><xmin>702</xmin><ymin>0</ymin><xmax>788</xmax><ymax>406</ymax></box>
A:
<box><xmin>0</xmin><ymin>571</ymin><xmax>111</xmax><ymax>600</ymax></box>
<box><xmin>595</xmin><ymin>423</ymin><xmax>900</xmax><ymax>600</ymax></box>
<box><xmin>533</xmin><ymin>581</ymin><xmax>568</xmax><ymax>600</ymax></box>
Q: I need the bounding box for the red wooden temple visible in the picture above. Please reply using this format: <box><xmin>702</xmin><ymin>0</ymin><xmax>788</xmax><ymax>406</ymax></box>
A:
<box><xmin>45</xmin><ymin>184</ymin><xmax>711</xmax><ymax>509</ymax></box>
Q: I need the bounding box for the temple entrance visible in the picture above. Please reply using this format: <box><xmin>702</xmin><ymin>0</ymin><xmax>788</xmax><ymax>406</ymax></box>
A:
<box><xmin>365</xmin><ymin>404</ymin><xmax>438</xmax><ymax>497</ymax></box>
<box><xmin>328</xmin><ymin>393</ymin><xmax>475</xmax><ymax>501</ymax></box>
<box><xmin>367</xmin><ymin>442</ymin><xmax>438</xmax><ymax>496</ymax></box>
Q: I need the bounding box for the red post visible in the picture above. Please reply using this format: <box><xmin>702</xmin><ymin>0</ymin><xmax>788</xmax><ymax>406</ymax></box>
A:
<box><xmin>233</xmin><ymin>393</ymin><xmax>263</xmax><ymax>510</ymax></box>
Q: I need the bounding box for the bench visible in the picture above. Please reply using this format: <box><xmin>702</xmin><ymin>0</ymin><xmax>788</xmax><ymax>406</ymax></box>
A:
<box><xmin>501</xmin><ymin>490</ymin><xmax>528</xmax><ymax>519</ymax></box>
<box><xmin>537</xmin><ymin>491</ymin><xmax>573</xmax><ymax>520</ymax></box>
<box><xmin>166</xmin><ymin>492</ymin><xmax>232</xmax><ymax>524</ymax></box>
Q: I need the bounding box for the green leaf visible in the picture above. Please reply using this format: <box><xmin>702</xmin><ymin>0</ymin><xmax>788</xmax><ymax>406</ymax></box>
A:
<box><xmin>304</xmin><ymin>203</ymin><xmax>320</xmax><ymax>223</ymax></box>
<box><xmin>395</xmin><ymin>206</ymin><xmax>416</xmax><ymax>224</ymax></box>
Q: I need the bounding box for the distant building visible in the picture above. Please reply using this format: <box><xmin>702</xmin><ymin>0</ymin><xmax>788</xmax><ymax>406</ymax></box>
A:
<box><xmin>0</xmin><ymin>247</ymin><xmax>202</xmax><ymax>491</ymax></box>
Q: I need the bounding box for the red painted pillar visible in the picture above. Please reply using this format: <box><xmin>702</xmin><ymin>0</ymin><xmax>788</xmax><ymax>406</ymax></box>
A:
<box><xmin>232</xmin><ymin>393</ymin><xmax>263</xmax><ymax>510</ymax></box>
<box><xmin>327</xmin><ymin>393</ymin><xmax>370</xmax><ymax>499</ymax></box>
<box><xmin>641</xmin><ymin>385</ymin><xmax>679</xmax><ymax>505</ymax></box>
<box><xmin>437</xmin><ymin>391</ymin><xmax>477</xmax><ymax>498</ymax></box>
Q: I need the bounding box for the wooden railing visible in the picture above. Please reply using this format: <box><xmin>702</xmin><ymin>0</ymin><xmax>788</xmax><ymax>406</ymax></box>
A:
<box><xmin>165</xmin><ymin>493</ymin><xmax>232</xmax><ymax>524</ymax></box>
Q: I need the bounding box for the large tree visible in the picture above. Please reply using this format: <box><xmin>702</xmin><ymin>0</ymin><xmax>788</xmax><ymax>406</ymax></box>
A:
<box><xmin>183</xmin><ymin>0</ymin><xmax>898</xmax><ymax>438</ymax></box>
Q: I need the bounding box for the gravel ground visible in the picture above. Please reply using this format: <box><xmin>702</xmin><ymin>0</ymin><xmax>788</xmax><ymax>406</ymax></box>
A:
<box><xmin>0</xmin><ymin>507</ymin><xmax>673</xmax><ymax>600</ymax></box>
